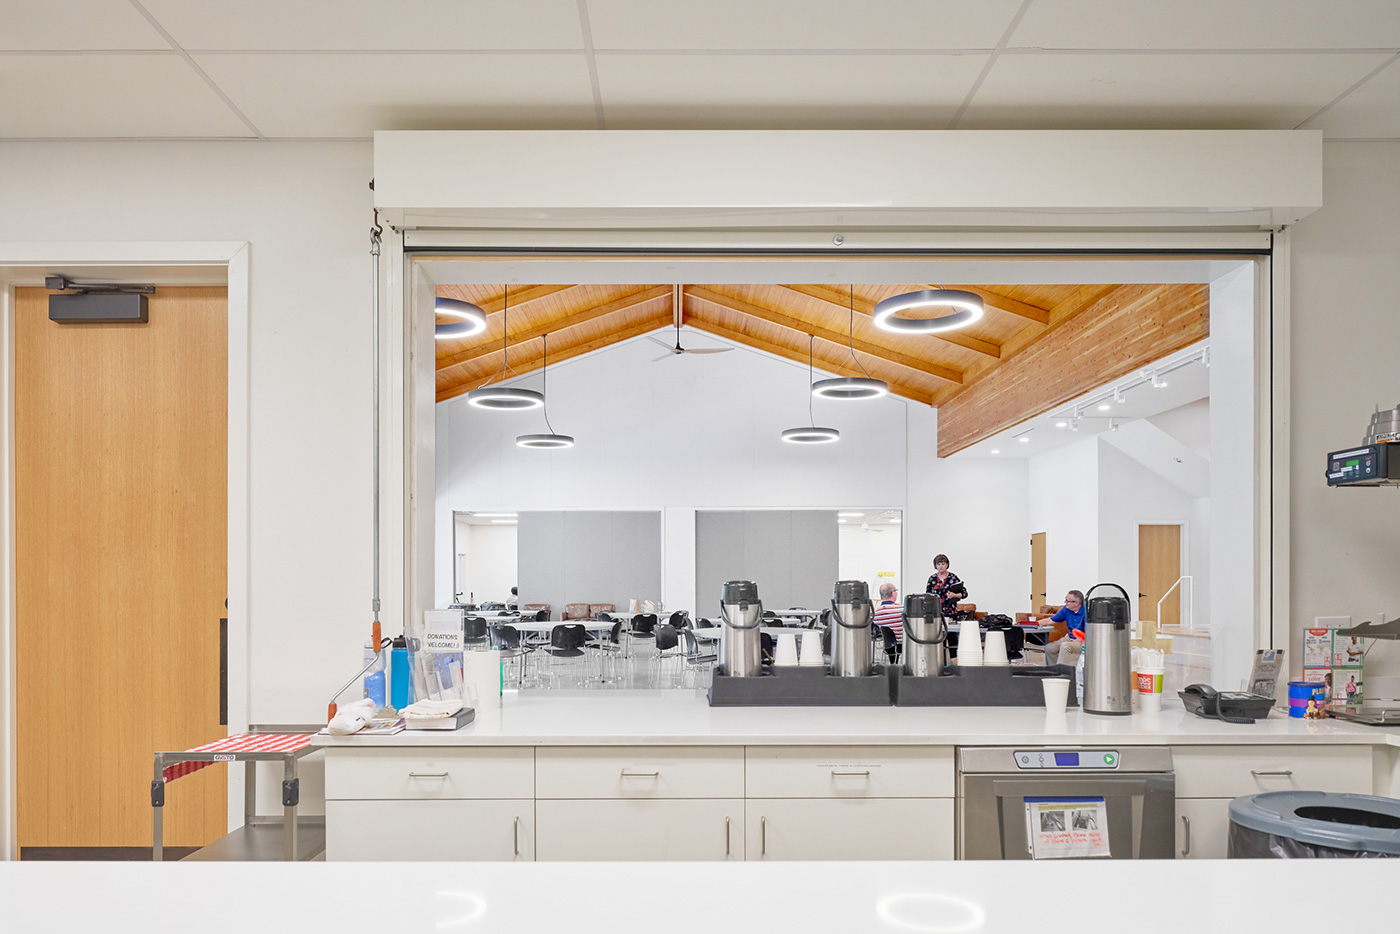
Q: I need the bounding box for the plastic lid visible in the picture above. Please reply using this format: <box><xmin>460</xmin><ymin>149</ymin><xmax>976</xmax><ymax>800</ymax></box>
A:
<box><xmin>722</xmin><ymin>580</ymin><xmax>759</xmax><ymax>604</ymax></box>
<box><xmin>904</xmin><ymin>593</ymin><xmax>941</xmax><ymax>619</ymax></box>
<box><xmin>833</xmin><ymin>580</ymin><xmax>870</xmax><ymax>603</ymax></box>
<box><xmin>1228</xmin><ymin>791</ymin><xmax>1400</xmax><ymax>854</ymax></box>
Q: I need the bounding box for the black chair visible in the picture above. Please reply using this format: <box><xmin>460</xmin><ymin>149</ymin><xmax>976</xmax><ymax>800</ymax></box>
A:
<box><xmin>585</xmin><ymin>620</ymin><xmax>625</xmax><ymax>681</ymax></box>
<box><xmin>463</xmin><ymin>616</ymin><xmax>489</xmax><ymax>647</ymax></box>
<box><xmin>490</xmin><ymin>624</ymin><xmax>531</xmax><ymax>686</ymax></box>
<box><xmin>760</xmin><ymin>632</ymin><xmax>775</xmax><ymax>666</ymax></box>
<box><xmin>627</xmin><ymin>613</ymin><xmax>658</xmax><ymax>655</ymax></box>
<box><xmin>695</xmin><ymin>617</ymin><xmax>716</xmax><ymax>629</ymax></box>
<box><xmin>534</xmin><ymin>608</ymin><xmax>549</xmax><ymax>623</ymax></box>
<box><xmin>680</xmin><ymin>630</ymin><xmax>717</xmax><ymax>688</ymax></box>
<box><xmin>544</xmin><ymin>623</ymin><xmax>588</xmax><ymax>687</ymax></box>
<box><xmin>878</xmin><ymin>626</ymin><xmax>900</xmax><ymax>664</ymax></box>
<box><xmin>667</xmin><ymin>611</ymin><xmax>689</xmax><ymax>630</ymax></box>
<box><xmin>652</xmin><ymin>624</ymin><xmax>682</xmax><ymax>685</ymax></box>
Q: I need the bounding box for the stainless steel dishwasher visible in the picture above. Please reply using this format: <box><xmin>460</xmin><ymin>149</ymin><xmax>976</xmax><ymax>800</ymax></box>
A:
<box><xmin>958</xmin><ymin>747</ymin><xmax>1175</xmax><ymax>859</ymax></box>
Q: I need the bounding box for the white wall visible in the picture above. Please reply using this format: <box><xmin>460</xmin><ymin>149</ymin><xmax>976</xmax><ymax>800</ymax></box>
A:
<box><xmin>1027</xmin><ymin>437</ymin><xmax>1100</xmax><ymax>604</ymax></box>
<box><xmin>459</xmin><ymin>524</ymin><xmax>517</xmax><ymax>606</ymax></box>
<box><xmin>1097</xmin><ymin>441</ymin><xmax>1198</xmax><ymax>619</ymax></box>
<box><xmin>1289</xmin><ymin>141</ymin><xmax>1400</xmax><ymax>681</ymax></box>
<box><xmin>838</xmin><ymin>523</ymin><xmax>903</xmax><ymax>601</ymax></box>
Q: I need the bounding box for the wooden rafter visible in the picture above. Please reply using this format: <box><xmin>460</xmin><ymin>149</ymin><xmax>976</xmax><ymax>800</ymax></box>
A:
<box><xmin>778</xmin><ymin>284</ymin><xmax>1002</xmax><ymax>359</ymax></box>
<box><xmin>687</xmin><ymin>286</ymin><xmax>963</xmax><ymax>384</ymax></box>
<box><xmin>939</xmin><ymin>285</ymin><xmax>1052</xmax><ymax>325</ymax></box>
<box><xmin>438</xmin><ymin>283</ymin><xmax>575</xmax><ymax>314</ymax></box>
<box><xmin>436</xmin><ymin>285</ymin><xmax>670</xmax><ymax>372</ymax></box>
<box><xmin>687</xmin><ymin>316</ymin><xmax>935</xmax><ymax>406</ymax></box>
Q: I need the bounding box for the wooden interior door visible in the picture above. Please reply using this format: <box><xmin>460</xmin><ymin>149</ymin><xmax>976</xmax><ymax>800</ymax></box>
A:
<box><xmin>16</xmin><ymin>286</ymin><xmax>228</xmax><ymax>853</ymax></box>
<box><xmin>1138</xmin><ymin>525</ymin><xmax>1182</xmax><ymax>625</ymax></box>
<box><xmin>1029</xmin><ymin>532</ymin><xmax>1046</xmax><ymax>610</ymax></box>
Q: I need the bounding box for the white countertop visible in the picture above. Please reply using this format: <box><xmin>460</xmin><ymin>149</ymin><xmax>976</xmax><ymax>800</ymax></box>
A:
<box><xmin>1</xmin><ymin>859</ymin><xmax>1392</xmax><ymax>933</ymax></box>
<box><xmin>314</xmin><ymin>690</ymin><xmax>1400</xmax><ymax>748</ymax></box>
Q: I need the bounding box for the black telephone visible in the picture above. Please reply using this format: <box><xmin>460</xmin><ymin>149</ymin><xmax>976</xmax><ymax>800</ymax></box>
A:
<box><xmin>1180</xmin><ymin>683</ymin><xmax>1273</xmax><ymax>724</ymax></box>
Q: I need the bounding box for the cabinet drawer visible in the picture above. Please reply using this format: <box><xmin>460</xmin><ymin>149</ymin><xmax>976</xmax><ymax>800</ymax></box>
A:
<box><xmin>326</xmin><ymin>799</ymin><xmax>534</xmax><ymax>861</ymax></box>
<box><xmin>745</xmin><ymin>746</ymin><xmax>954</xmax><ymax>798</ymax></box>
<box><xmin>535</xmin><ymin>799</ymin><xmax>743</xmax><ymax>861</ymax></box>
<box><xmin>1173</xmin><ymin>746</ymin><xmax>1372</xmax><ymax>798</ymax></box>
<box><xmin>535</xmin><ymin>746</ymin><xmax>743</xmax><ymax>799</ymax></box>
<box><xmin>324</xmin><ymin>747</ymin><xmax>533</xmax><ymax>800</ymax></box>
<box><xmin>746</xmin><ymin>798</ymin><xmax>953</xmax><ymax>860</ymax></box>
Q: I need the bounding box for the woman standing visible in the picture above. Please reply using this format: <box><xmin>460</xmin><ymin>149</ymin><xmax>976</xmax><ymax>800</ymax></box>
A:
<box><xmin>925</xmin><ymin>554</ymin><xmax>968</xmax><ymax>619</ymax></box>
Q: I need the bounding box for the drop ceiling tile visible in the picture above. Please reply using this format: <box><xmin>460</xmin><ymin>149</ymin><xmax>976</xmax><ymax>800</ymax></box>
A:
<box><xmin>959</xmin><ymin>53</ymin><xmax>1395</xmax><ymax>129</ymax></box>
<box><xmin>194</xmin><ymin>53</ymin><xmax>597</xmax><ymax>137</ymax></box>
<box><xmin>1010</xmin><ymin>0</ymin><xmax>1400</xmax><ymax>50</ymax></box>
<box><xmin>1306</xmin><ymin>56</ymin><xmax>1400</xmax><ymax>137</ymax></box>
<box><xmin>138</xmin><ymin>0</ymin><xmax>584</xmax><ymax>50</ymax></box>
<box><xmin>596</xmin><ymin>53</ymin><xmax>988</xmax><ymax>129</ymax></box>
<box><xmin>0</xmin><ymin>0</ymin><xmax>167</xmax><ymax>50</ymax></box>
<box><xmin>0</xmin><ymin>54</ymin><xmax>253</xmax><ymax>137</ymax></box>
<box><xmin>586</xmin><ymin>0</ymin><xmax>1025</xmax><ymax>50</ymax></box>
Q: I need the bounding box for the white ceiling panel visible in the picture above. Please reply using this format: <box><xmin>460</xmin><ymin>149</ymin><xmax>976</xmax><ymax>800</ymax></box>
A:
<box><xmin>1010</xmin><ymin>0</ymin><xmax>1400</xmax><ymax>50</ymax></box>
<box><xmin>596</xmin><ymin>53</ymin><xmax>987</xmax><ymax>129</ymax></box>
<box><xmin>959</xmin><ymin>53</ymin><xmax>1394</xmax><ymax>130</ymax></box>
<box><xmin>1307</xmin><ymin>57</ymin><xmax>1400</xmax><ymax>137</ymax></box>
<box><xmin>139</xmin><ymin>0</ymin><xmax>584</xmax><ymax>51</ymax></box>
<box><xmin>0</xmin><ymin>0</ymin><xmax>167</xmax><ymax>50</ymax></box>
<box><xmin>585</xmin><ymin>0</ymin><xmax>1024</xmax><ymax>50</ymax></box>
<box><xmin>0</xmin><ymin>54</ymin><xmax>253</xmax><ymax>137</ymax></box>
<box><xmin>195</xmin><ymin>53</ymin><xmax>597</xmax><ymax>137</ymax></box>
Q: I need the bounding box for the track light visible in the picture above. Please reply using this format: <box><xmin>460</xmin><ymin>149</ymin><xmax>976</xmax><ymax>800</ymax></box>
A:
<box><xmin>1114</xmin><ymin>387</ymin><xmax>1125</xmax><ymax>404</ymax></box>
<box><xmin>1151</xmin><ymin>370</ymin><xmax>1167</xmax><ymax>389</ymax></box>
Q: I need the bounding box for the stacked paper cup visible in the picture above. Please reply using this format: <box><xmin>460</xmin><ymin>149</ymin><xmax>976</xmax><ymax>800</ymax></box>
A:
<box><xmin>983</xmin><ymin>629</ymin><xmax>1009</xmax><ymax>666</ymax></box>
<box><xmin>958</xmin><ymin>620</ymin><xmax>983</xmax><ymax>666</ymax></box>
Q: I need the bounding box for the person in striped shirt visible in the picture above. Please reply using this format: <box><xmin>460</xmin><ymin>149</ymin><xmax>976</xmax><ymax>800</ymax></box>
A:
<box><xmin>872</xmin><ymin>581</ymin><xmax>904</xmax><ymax>644</ymax></box>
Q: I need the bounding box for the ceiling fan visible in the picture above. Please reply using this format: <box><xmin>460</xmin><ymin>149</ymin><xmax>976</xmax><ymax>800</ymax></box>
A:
<box><xmin>646</xmin><ymin>285</ymin><xmax>734</xmax><ymax>360</ymax></box>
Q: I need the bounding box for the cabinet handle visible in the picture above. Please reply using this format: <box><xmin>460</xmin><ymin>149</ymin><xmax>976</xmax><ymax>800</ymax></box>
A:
<box><xmin>1250</xmin><ymin>769</ymin><xmax>1293</xmax><ymax>777</ymax></box>
<box><xmin>725</xmin><ymin>817</ymin><xmax>731</xmax><ymax>857</ymax></box>
<box><xmin>408</xmin><ymin>771</ymin><xmax>449</xmax><ymax>778</ymax></box>
<box><xmin>1181</xmin><ymin>815</ymin><xmax>1191</xmax><ymax>856</ymax></box>
<box><xmin>760</xmin><ymin>817</ymin><xmax>767</xmax><ymax>858</ymax></box>
<box><xmin>830</xmin><ymin>770</ymin><xmax>871</xmax><ymax>777</ymax></box>
<box><xmin>514</xmin><ymin>817</ymin><xmax>520</xmax><ymax>857</ymax></box>
<box><xmin>620</xmin><ymin>769</ymin><xmax>660</xmax><ymax>777</ymax></box>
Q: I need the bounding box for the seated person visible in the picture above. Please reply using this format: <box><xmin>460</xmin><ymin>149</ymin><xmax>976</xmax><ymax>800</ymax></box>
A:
<box><xmin>872</xmin><ymin>582</ymin><xmax>903</xmax><ymax>643</ymax></box>
<box><xmin>1044</xmin><ymin>590</ymin><xmax>1086</xmax><ymax>666</ymax></box>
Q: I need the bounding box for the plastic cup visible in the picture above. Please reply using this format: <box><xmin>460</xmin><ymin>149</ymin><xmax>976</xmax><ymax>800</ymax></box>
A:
<box><xmin>774</xmin><ymin>632</ymin><xmax>799</xmax><ymax>666</ymax></box>
<box><xmin>799</xmin><ymin>631</ymin><xmax>824</xmax><ymax>666</ymax></box>
<box><xmin>1135</xmin><ymin>665</ymin><xmax>1165</xmax><ymax>713</ymax></box>
<box><xmin>1043</xmin><ymin>677</ymin><xmax>1070</xmax><ymax>714</ymax></box>
<box><xmin>983</xmin><ymin>630</ymin><xmax>1008</xmax><ymax>666</ymax></box>
<box><xmin>957</xmin><ymin>621</ymin><xmax>983</xmax><ymax>666</ymax></box>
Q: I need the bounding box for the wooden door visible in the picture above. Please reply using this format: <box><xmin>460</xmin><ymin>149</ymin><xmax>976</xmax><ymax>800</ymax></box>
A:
<box><xmin>16</xmin><ymin>286</ymin><xmax>227</xmax><ymax>852</ymax></box>
<box><xmin>1030</xmin><ymin>532</ymin><xmax>1046</xmax><ymax>610</ymax></box>
<box><xmin>1138</xmin><ymin>524</ymin><xmax>1182</xmax><ymax>625</ymax></box>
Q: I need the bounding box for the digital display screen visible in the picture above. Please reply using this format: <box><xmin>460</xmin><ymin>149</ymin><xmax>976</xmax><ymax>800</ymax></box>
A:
<box><xmin>1346</xmin><ymin>458</ymin><xmax>1361</xmax><ymax>468</ymax></box>
<box><xmin>1053</xmin><ymin>752</ymin><xmax>1080</xmax><ymax>767</ymax></box>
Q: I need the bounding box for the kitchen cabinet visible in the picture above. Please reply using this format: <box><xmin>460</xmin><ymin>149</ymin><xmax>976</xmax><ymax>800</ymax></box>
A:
<box><xmin>1174</xmin><ymin>799</ymin><xmax>1231</xmax><ymax>859</ymax></box>
<box><xmin>745</xmin><ymin>745</ymin><xmax>955</xmax><ymax>798</ymax></box>
<box><xmin>535</xmin><ymin>746</ymin><xmax>743</xmax><ymax>799</ymax></box>
<box><xmin>745</xmin><ymin>798</ymin><xmax>953</xmax><ymax>860</ymax></box>
<box><xmin>326</xmin><ymin>799</ymin><xmax>534</xmax><ymax>861</ymax></box>
<box><xmin>536</xmin><ymin>799</ymin><xmax>743</xmax><ymax>860</ymax></box>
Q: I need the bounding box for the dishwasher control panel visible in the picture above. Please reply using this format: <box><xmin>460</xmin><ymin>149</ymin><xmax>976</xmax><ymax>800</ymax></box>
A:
<box><xmin>1013</xmin><ymin>750</ymin><xmax>1119</xmax><ymax>770</ymax></box>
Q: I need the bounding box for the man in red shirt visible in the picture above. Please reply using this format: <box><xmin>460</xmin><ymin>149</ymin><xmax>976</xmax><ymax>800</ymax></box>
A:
<box><xmin>872</xmin><ymin>582</ymin><xmax>903</xmax><ymax>644</ymax></box>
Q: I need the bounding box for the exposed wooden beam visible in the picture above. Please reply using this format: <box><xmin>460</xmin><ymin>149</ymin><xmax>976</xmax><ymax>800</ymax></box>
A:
<box><xmin>778</xmin><ymin>284</ymin><xmax>1002</xmax><ymax>359</ymax></box>
<box><xmin>936</xmin><ymin>284</ymin><xmax>1208</xmax><ymax>457</ymax></box>
<box><xmin>687</xmin><ymin>286</ymin><xmax>963</xmax><ymax>385</ymax></box>
<box><xmin>436</xmin><ymin>285</ymin><xmax>671</xmax><ymax>371</ymax></box>
<box><xmin>939</xmin><ymin>285</ymin><xmax>1052</xmax><ymax>325</ymax></box>
<box><xmin>437</xmin><ymin>283</ymin><xmax>576</xmax><ymax>314</ymax></box>
<box><xmin>436</xmin><ymin>311</ymin><xmax>675</xmax><ymax>403</ymax></box>
<box><xmin>687</xmin><ymin>316</ymin><xmax>935</xmax><ymax>406</ymax></box>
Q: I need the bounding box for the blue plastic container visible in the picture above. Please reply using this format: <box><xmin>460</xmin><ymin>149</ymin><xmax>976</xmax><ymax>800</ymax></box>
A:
<box><xmin>390</xmin><ymin>636</ymin><xmax>415</xmax><ymax>710</ymax></box>
<box><xmin>1286</xmin><ymin>680</ymin><xmax>1326</xmax><ymax>717</ymax></box>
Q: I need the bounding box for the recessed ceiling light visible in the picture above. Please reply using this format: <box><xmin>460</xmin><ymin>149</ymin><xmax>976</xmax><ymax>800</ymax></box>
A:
<box><xmin>1018</xmin><ymin>436</ymin><xmax>1031</xmax><ymax>443</ymax></box>
<box><xmin>990</xmin><ymin>449</ymin><xmax>1000</xmax><ymax>454</ymax></box>
<box><xmin>889</xmin><ymin>518</ymin><xmax>901</xmax><ymax>523</ymax></box>
<box><xmin>838</xmin><ymin>512</ymin><xmax>864</xmax><ymax>517</ymax></box>
<box><xmin>1097</xmin><ymin>403</ymin><xmax>1111</xmax><ymax>411</ymax></box>
<box><xmin>1055</xmin><ymin>421</ymin><xmax>1067</xmax><ymax>429</ymax></box>
<box><xmin>473</xmin><ymin>513</ymin><xmax>517</xmax><ymax>518</ymax></box>
<box><xmin>490</xmin><ymin>519</ymin><xmax>517</xmax><ymax>524</ymax></box>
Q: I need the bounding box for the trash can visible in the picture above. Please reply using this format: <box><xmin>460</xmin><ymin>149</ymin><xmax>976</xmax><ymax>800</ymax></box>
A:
<box><xmin>1228</xmin><ymin>791</ymin><xmax>1400</xmax><ymax>858</ymax></box>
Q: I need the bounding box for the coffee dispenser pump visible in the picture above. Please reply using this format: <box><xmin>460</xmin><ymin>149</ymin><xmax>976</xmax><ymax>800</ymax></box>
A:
<box><xmin>1082</xmin><ymin>582</ymin><xmax>1133</xmax><ymax>716</ymax></box>
<box><xmin>902</xmin><ymin>593</ymin><xmax>947</xmax><ymax>678</ymax></box>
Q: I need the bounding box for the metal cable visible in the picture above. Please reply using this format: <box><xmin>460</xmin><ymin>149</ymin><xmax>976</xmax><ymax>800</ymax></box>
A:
<box><xmin>542</xmin><ymin>332</ymin><xmax>558</xmax><ymax>436</ymax></box>
<box><xmin>848</xmin><ymin>285</ymin><xmax>874</xmax><ymax>380</ymax></box>
<box><xmin>369</xmin><ymin>225</ymin><xmax>381</xmax><ymax>622</ymax></box>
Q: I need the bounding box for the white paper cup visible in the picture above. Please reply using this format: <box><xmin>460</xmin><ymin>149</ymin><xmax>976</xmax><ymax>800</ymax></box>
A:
<box><xmin>1135</xmin><ymin>665</ymin><xmax>1165</xmax><ymax>713</ymax></box>
<box><xmin>799</xmin><ymin>631</ymin><xmax>824</xmax><ymax>666</ymax></box>
<box><xmin>1042</xmin><ymin>677</ymin><xmax>1071</xmax><ymax>715</ymax></box>
<box><xmin>957</xmin><ymin>621</ymin><xmax>983</xmax><ymax>666</ymax></box>
<box><xmin>983</xmin><ymin>630</ymin><xmax>1008</xmax><ymax>666</ymax></box>
<box><xmin>774</xmin><ymin>632</ymin><xmax>799</xmax><ymax>666</ymax></box>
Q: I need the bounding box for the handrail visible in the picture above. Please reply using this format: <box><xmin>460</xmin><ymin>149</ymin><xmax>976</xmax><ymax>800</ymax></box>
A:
<box><xmin>1156</xmin><ymin>575</ymin><xmax>1193</xmax><ymax>631</ymax></box>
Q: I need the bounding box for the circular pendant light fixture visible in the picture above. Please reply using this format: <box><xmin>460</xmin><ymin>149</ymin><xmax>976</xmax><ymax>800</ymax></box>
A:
<box><xmin>811</xmin><ymin>286</ymin><xmax>888</xmax><ymax>401</ymax></box>
<box><xmin>467</xmin><ymin>286</ymin><xmax>544</xmax><ymax>410</ymax></box>
<box><xmin>872</xmin><ymin>288</ymin><xmax>983</xmax><ymax>334</ymax></box>
<box><xmin>516</xmin><ymin>332</ymin><xmax>574</xmax><ymax>449</ymax></box>
<box><xmin>783</xmin><ymin>335</ymin><xmax>840</xmax><ymax>444</ymax></box>
<box><xmin>434</xmin><ymin>296</ymin><xmax>487</xmax><ymax>340</ymax></box>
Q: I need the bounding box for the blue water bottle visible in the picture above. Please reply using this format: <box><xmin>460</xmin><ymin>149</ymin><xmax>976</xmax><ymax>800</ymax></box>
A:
<box><xmin>389</xmin><ymin>635</ymin><xmax>415</xmax><ymax>710</ymax></box>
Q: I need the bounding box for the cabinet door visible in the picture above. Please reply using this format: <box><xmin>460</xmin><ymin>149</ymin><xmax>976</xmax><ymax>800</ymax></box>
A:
<box><xmin>745</xmin><ymin>798</ymin><xmax>953</xmax><ymax>861</ymax></box>
<box><xmin>325</xmin><ymin>799</ymin><xmax>534</xmax><ymax>861</ymax></box>
<box><xmin>1175</xmin><ymin>799</ymin><xmax>1231</xmax><ymax>860</ymax></box>
<box><xmin>535</xmin><ymin>799</ymin><xmax>743</xmax><ymax>861</ymax></box>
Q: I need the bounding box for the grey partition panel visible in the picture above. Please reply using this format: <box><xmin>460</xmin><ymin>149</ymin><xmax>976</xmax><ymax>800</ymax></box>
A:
<box><xmin>695</xmin><ymin>510</ymin><xmax>837</xmax><ymax>613</ymax></box>
<box><xmin>517</xmin><ymin>511</ymin><xmax>661</xmax><ymax>617</ymax></box>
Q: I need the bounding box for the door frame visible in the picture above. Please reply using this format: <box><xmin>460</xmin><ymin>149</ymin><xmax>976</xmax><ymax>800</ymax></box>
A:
<box><xmin>1134</xmin><ymin>520</ymin><xmax>1189</xmax><ymax>628</ymax></box>
<box><xmin>0</xmin><ymin>241</ymin><xmax>249</xmax><ymax>860</ymax></box>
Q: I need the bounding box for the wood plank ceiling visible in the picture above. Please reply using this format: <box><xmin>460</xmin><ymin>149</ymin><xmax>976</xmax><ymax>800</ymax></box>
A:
<box><xmin>435</xmin><ymin>282</ymin><xmax>1208</xmax><ymax>455</ymax></box>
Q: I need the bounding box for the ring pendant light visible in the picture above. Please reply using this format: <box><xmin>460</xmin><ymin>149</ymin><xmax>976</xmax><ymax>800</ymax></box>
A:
<box><xmin>810</xmin><ymin>285</ymin><xmax>889</xmax><ymax>401</ymax></box>
<box><xmin>434</xmin><ymin>296</ymin><xmax>487</xmax><ymax>340</ymax></box>
<box><xmin>871</xmin><ymin>288</ymin><xmax>984</xmax><ymax>334</ymax></box>
<box><xmin>466</xmin><ymin>286</ymin><xmax>544</xmax><ymax>410</ymax></box>
<box><xmin>783</xmin><ymin>334</ymin><xmax>840</xmax><ymax>444</ymax></box>
<box><xmin>516</xmin><ymin>333</ymin><xmax>574</xmax><ymax>449</ymax></box>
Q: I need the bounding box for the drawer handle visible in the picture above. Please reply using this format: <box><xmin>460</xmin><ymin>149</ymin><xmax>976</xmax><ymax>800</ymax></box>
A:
<box><xmin>1250</xmin><ymin>769</ymin><xmax>1294</xmax><ymax>777</ymax></box>
<box><xmin>514</xmin><ymin>816</ymin><xmax>520</xmax><ymax>857</ymax></box>
<box><xmin>725</xmin><ymin>817</ymin><xmax>731</xmax><ymax>857</ymax></box>
<box><xmin>1181</xmin><ymin>815</ymin><xmax>1191</xmax><ymax>857</ymax></box>
<box><xmin>408</xmin><ymin>771</ymin><xmax>450</xmax><ymax>778</ymax></box>
<box><xmin>761</xmin><ymin>816</ymin><xmax>767</xmax><ymax>858</ymax></box>
<box><xmin>830</xmin><ymin>770</ymin><xmax>871</xmax><ymax>777</ymax></box>
<box><xmin>620</xmin><ymin>770</ymin><xmax>660</xmax><ymax>778</ymax></box>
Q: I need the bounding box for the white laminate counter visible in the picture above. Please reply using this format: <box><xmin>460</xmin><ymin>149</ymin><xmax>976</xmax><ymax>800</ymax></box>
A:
<box><xmin>312</xmin><ymin>689</ymin><xmax>1400</xmax><ymax>749</ymax></box>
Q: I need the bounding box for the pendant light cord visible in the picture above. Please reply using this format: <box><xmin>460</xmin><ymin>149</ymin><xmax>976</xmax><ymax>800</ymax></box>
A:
<box><xmin>541</xmin><ymin>332</ymin><xmax>558</xmax><ymax>436</ymax></box>
<box><xmin>847</xmin><ymin>285</ymin><xmax>875</xmax><ymax>380</ymax></box>
<box><xmin>808</xmin><ymin>334</ymin><xmax>817</xmax><ymax>428</ymax></box>
<box><xmin>478</xmin><ymin>286</ymin><xmax>516</xmax><ymax>389</ymax></box>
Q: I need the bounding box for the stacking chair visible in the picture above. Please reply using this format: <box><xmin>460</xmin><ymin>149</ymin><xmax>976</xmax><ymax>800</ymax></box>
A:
<box><xmin>585</xmin><ymin>620</ymin><xmax>625</xmax><ymax>683</ymax></box>
<box><xmin>667</xmin><ymin>611</ymin><xmax>689</xmax><ymax>630</ymax></box>
<box><xmin>651</xmin><ymin>624</ymin><xmax>682</xmax><ymax>686</ymax></box>
<box><xmin>543</xmin><ymin>623</ymin><xmax>588</xmax><ymax>688</ymax></box>
<box><xmin>489</xmin><ymin>624</ymin><xmax>532</xmax><ymax>687</ymax></box>
<box><xmin>463</xmin><ymin>616</ymin><xmax>490</xmax><ymax>648</ymax></box>
<box><xmin>877</xmin><ymin>626</ymin><xmax>900</xmax><ymax>665</ymax></box>
<box><xmin>680</xmin><ymin>630</ymin><xmax>717</xmax><ymax>689</ymax></box>
<box><xmin>695</xmin><ymin>618</ymin><xmax>716</xmax><ymax>629</ymax></box>
<box><xmin>627</xmin><ymin>613</ymin><xmax>658</xmax><ymax>656</ymax></box>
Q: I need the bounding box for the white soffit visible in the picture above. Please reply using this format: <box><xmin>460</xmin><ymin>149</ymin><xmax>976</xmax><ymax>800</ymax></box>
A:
<box><xmin>373</xmin><ymin>129</ymin><xmax>1322</xmax><ymax>230</ymax></box>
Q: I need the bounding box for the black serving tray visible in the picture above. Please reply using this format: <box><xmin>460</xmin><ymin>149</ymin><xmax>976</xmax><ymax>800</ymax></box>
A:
<box><xmin>708</xmin><ymin>664</ymin><xmax>892</xmax><ymax>707</ymax></box>
<box><xmin>890</xmin><ymin>664</ymin><xmax>1079</xmax><ymax>707</ymax></box>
